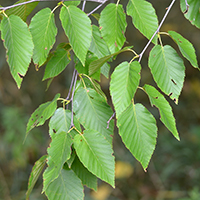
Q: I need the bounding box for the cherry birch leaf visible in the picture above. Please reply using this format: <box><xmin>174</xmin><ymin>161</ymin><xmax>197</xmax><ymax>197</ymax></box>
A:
<box><xmin>26</xmin><ymin>155</ymin><xmax>47</xmax><ymax>200</ymax></box>
<box><xmin>60</xmin><ymin>5</ymin><xmax>92</xmax><ymax>66</ymax></box>
<box><xmin>6</xmin><ymin>0</ymin><xmax>38</xmax><ymax>21</ymax></box>
<box><xmin>64</xmin><ymin>1</ymin><xmax>81</xmax><ymax>6</ymax></box>
<box><xmin>148</xmin><ymin>45</ymin><xmax>185</xmax><ymax>104</ymax></box>
<box><xmin>45</xmin><ymin>168</ymin><xmax>84</xmax><ymax>200</ymax></box>
<box><xmin>1</xmin><ymin>15</ymin><xmax>33</xmax><ymax>88</ymax></box>
<box><xmin>110</xmin><ymin>61</ymin><xmax>141</xmax><ymax>118</ymax></box>
<box><xmin>71</xmin><ymin>156</ymin><xmax>98</xmax><ymax>191</ymax></box>
<box><xmin>26</xmin><ymin>93</ymin><xmax>60</xmax><ymax>133</ymax></box>
<box><xmin>99</xmin><ymin>3</ymin><xmax>127</xmax><ymax>54</ymax></box>
<box><xmin>180</xmin><ymin>0</ymin><xmax>200</xmax><ymax>29</ymax></box>
<box><xmin>47</xmin><ymin>132</ymin><xmax>73</xmax><ymax>175</ymax></box>
<box><xmin>144</xmin><ymin>84</ymin><xmax>180</xmax><ymax>140</ymax></box>
<box><xmin>168</xmin><ymin>31</ymin><xmax>199</xmax><ymax>69</ymax></box>
<box><xmin>43</xmin><ymin>48</ymin><xmax>71</xmax><ymax>80</ymax></box>
<box><xmin>74</xmin><ymin>130</ymin><xmax>115</xmax><ymax>187</ymax></box>
<box><xmin>73</xmin><ymin>87</ymin><xmax>114</xmax><ymax>144</ymax></box>
<box><xmin>29</xmin><ymin>8</ymin><xmax>57</xmax><ymax>67</ymax></box>
<box><xmin>127</xmin><ymin>0</ymin><xmax>158</xmax><ymax>44</ymax></box>
<box><xmin>117</xmin><ymin>103</ymin><xmax>157</xmax><ymax>170</ymax></box>
<box><xmin>49</xmin><ymin>108</ymin><xmax>81</xmax><ymax>139</ymax></box>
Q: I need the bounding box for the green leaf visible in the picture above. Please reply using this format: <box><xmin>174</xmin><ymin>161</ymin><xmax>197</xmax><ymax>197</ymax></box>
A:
<box><xmin>45</xmin><ymin>168</ymin><xmax>84</xmax><ymax>200</ymax></box>
<box><xmin>99</xmin><ymin>3</ymin><xmax>127</xmax><ymax>53</ymax></box>
<box><xmin>26</xmin><ymin>155</ymin><xmax>47</xmax><ymax>200</ymax></box>
<box><xmin>89</xmin><ymin>25</ymin><xmax>111</xmax><ymax>78</ymax></box>
<box><xmin>71</xmin><ymin>156</ymin><xmax>98</xmax><ymax>191</ymax></box>
<box><xmin>29</xmin><ymin>8</ymin><xmax>57</xmax><ymax>67</ymax></box>
<box><xmin>47</xmin><ymin>132</ymin><xmax>73</xmax><ymax>175</ymax></box>
<box><xmin>60</xmin><ymin>5</ymin><xmax>92</xmax><ymax>66</ymax></box>
<box><xmin>43</xmin><ymin>48</ymin><xmax>71</xmax><ymax>80</ymax></box>
<box><xmin>168</xmin><ymin>30</ymin><xmax>199</xmax><ymax>69</ymax></box>
<box><xmin>117</xmin><ymin>103</ymin><xmax>157</xmax><ymax>170</ymax></box>
<box><xmin>1</xmin><ymin>15</ymin><xmax>34</xmax><ymax>88</ymax></box>
<box><xmin>143</xmin><ymin>84</ymin><xmax>180</xmax><ymax>140</ymax></box>
<box><xmin>73</xmin><ymin>87</ymin><xmax>114</xmax><ymax>143</ymax></box>
<box><xmin>49</xmin><ymin>108</ymin><xmax>81</xmax><ymax>139</ymax></box>
<box><xmin>110</xmin><ymin>61</ymin><xmax>141</xmax><ymax>118</ymax></box>
<box><xmin>180</xmin><ymin>0</ymin><xmax>200</xmax><ymax>29</ymax></box>
<box><xmin>6</xmin><ymin>0</ymin><xmax>38</xmax><ymax>21</ymax></box>
<box><xmin>89</xmin><ymin>46</ymin><xmax>132</xmax><ymax>76</ymax></box>
<box><xmin>148</xmin><ymin>45</ymin><xmax>185</xmax><ymax>104</ymax></box>
<box><xmin>26</xmin><ymin>93</ymin><xmax>60</xmax><ymax>133</ymax></box>
<box><xmin>127</xmin><ymin>0</ymin><xmax>158</xmax><ymax>44</ymax></box>
<box><xmin>74</xmin><ymin>130</ymin><xmax>115</xmax><ymax>187</ymax></box>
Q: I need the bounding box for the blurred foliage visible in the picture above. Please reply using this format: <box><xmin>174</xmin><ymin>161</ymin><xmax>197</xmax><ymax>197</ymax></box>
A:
<box><xmin>0</xmin><ymin>0</ymin><xmax>200</xmax><ymax>200</ymax></box>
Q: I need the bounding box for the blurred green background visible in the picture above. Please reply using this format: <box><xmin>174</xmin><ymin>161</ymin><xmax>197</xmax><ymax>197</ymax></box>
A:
<box><xmin>0</xmin><ymin>0</ymin><xmax>200</xmax><ymax>199</ymax></box>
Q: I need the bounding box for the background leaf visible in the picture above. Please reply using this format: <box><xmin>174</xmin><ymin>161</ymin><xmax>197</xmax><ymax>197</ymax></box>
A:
<box><xmin>6</xmin><ymin>0</ymin><xmax>38</xmax><ymax>21</ymax></box>
<box><xmin>117</xmin><ymin>103</ymin><xmax>157</xmax><ymax>170</ymax></box>
<box><xmin>127</xmin><ymin>0</ymin><xmax>158</xmax><ymax>44</ymax></box>
<box><xmin>144</xmin><ymin>84</ymin><xmax>180</xmax><ymax>140</ymax></box>
<box><xmin>110</xmin><ymin>61</ymin><xmax>141</xmax><ymax>118</ymax></box>
<box><xmin>26</xmin><ymin>93</ymin><xmax>60</xmax><ymax>133</ymax></box>
<box><xmin>180</xmin><ymin>0</ymin><xmax>200</xmax><ymax>29</ymax></box>
<box><xmin>148</xmin><ymin>45</ymin><xmax>185</xmax><ymax>104</ymax></box>
<box><xmin>74</xmin><ymin>130</ymin><xmax>115</xmax><ymax>187</ymax></box>
<box><xmin>45</xmin><ymin>168</ymin><xmax>84</xmax><ymax>200</ymax></box>
<box><xmin>43</xmin><ymin>48</ymin><xmax>71</xmax><ymax>80</ymax></box>
<box><xmin>168</xmin><ymin>30</ymin><xmax>198</xmax><ymax>69</ymax></box>
<box><xmin>26</xmin><ymin>155</ymin><xmax>47</xmax><ymax>200</ymax></box>
<box><xmin>60</xmin><ymin>5</ymin><xmax>92</xmax><ymax>66</ymax></box>
<box><xmin>89</xmin><ymin>46</ymin><xmax>132</xmax><ymax>75</ymax></box>
<box><xmin>73</xmin><ymin>87</ymin><xmax>114</xmax><ymax>143</ymax></box>
<box><xmin>29</xmin><ymin>8</ymin><xmax>57</xmax><ymax>67</ymax></box>
<box><xmin>71</xmin><ymin>156</ymin><xmax>98</xmax><ymax>191</ymax></box>
<box><xmin>99</xmin><ymin>3</ymin><xmax>127</xmax><ymax>53</ymax></box>
<box><xmin>1</xmin><ymin>15</ymin><xmax>33</xmax><ymax>88</ymax></box>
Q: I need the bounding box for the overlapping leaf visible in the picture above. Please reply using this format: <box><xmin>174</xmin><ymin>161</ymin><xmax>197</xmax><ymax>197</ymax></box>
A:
<box><xmin>45</xmin><ymin>168</ymin><xmax>84</xmax><ymax>200</ymax></box>
<box><xmin>47</xmin><ymin>132</ymin><xmax>73</xmax><ymax>176</ymax></box>
<box><xmin>117</xmin><ymin>103</ymin><xmax>157</xmax><ymax>170</ymax></box>
<box><xmin>148</xmin><ymin>45</ymin><xmax>185</xmax><ymax>104</ymax></box>
<box><xmin>110</xmin><ymin>61</ymin><xmax>141</xmax><ymax>118</ymax></box>
<box><xmin>89</xmin><ymin>46</ymin><xmax>132</xmax><ymax>75</ymax></box>
<box><xmin>180</xmin><ymin>0</ymin><xmax>200</xmax><ymax>29</ymax></box>
<box><xmin>60</xmin><ymin>5</ymin><xmax>92</xmax><ymax>66</ymax></box>
<box><xmin>74</xmin><ymin>130</ymin><xmax>115</xmax><ymax>187</ymax></box>
<box><xmin>26</xmin><ymin>155</ymin><xmax>47</xmax><ymax>200</ymax></box>
<box><xmin>1</xmin><ymin>15</ymin><xmax>34</xmax><ymax>88</ymax></box>
<box><xmin>26</xmin><ymin>93</ymin><xmax>60</xmax><ymax>133</ymax></box>
<box><xmin>73</xmin><ymin>87</ymin><xmax>114</xmax><ymax>143</ymax></box>
<box><xmin>144</xmin><ymin>84</ymin><xmax>180</xmax><ymax>140</ymax></box>
<box><xmin>127</xmin><ymin>0</ymin><xmax>158</xmax><ymax>44</ymax></box>
<box><xmin>89</xmin><ymin>25</ymin><xmax>111</xmax><ymax>78</ymax></box>
<box><xmin>29</xmin><ymin>8</ymin><xmax>57</xmax><ymax>67</ymax></box>
<box><xmin>6</xmin><ymin>0</ymin><xmax>38</xmax><ymax>21</ymax></box>
<box><xmin>168</xmin><ymin>31</ymin><xmax>198</xmax><ymax>69</ymax></box>
<box><xmin>99</xmin><ymin>3</ymin><xmax>127</xmax><ymax>53</ymax></box>
<box><xmin>49</xmin><ymin>108</ymin><xmax>81</xmax><ymax>139</ymax></box>
<box><xmin>71</xmin><ymin>156</ymin><xmax>98</xmax><ymax>191</ymax></box>
<box><xmin>43</xmin><ymin>48</ymin><xmax>71</xmax><ymax>80</ymax></box>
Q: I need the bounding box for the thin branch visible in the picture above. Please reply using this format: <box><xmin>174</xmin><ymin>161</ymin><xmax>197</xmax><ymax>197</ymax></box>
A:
<box><xmin>0</xmin><ymin>0</ymin><xmax>106</xmax><ymax>11</ymax></box>
<box><xmin>107</xmin><ymin>112</ymin><xmax>115</xmax><ymax>129</ymax></box>
<box><xmin>82</xmin><ymin>0</ymin><xmax>86</xmax><ymax>11</ymax></box>
<box><xmin>183</xmin><ymin>0</ymin><xmax>189</xmax><ymax>14</ymax></box>
<box><xmin>70</xmin><ymin>69</ymin><xmax>78</xmax><ymax>128</ymax></box>
<box><xmin>87</xmin><ymin>0</ymin><xmax>107</xmax><ymax>16</ymax></box>
<box><xmin>138</xmin><ymin>0</ymin><xmax>176</xmax><ymax>62</ymax></box>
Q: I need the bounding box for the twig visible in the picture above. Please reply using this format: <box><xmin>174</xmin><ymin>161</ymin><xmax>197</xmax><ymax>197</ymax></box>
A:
<box><xmin>87</xmin><ymin>0</ymin><xmax>107</xmax><ymax>16</ymax></box>
<box><xmin>107</xmin><ymin>112</ymin><xmax>115</xmax><ymax>129</ymax></box>
<box><xmin>70</xmin><ymin>69</ymin><xmax>78</xmax><ymax>128</ymax></box>
<box><xmin>183</xmin><ymin>0</ymin><xmax>189</xmax><ymax>14</ymax></box>
<box><xmin>82</xmin><ymin>0</ymin><xmax>86</xmax><ymax>11</ymax></box>
<box><xmin>66</xmin><ymin>69</ymin><xmax>76</xmax><ymax>101</ymax></box>
<box><xmin>138</xmin><ymin>0</ymin><xmax>176</xmax><ymax>62</ymax></box>
<box><xmin>0</xmin><ymin>0</ymin><xmax>106</xmax><ymax>11</ymax></box>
